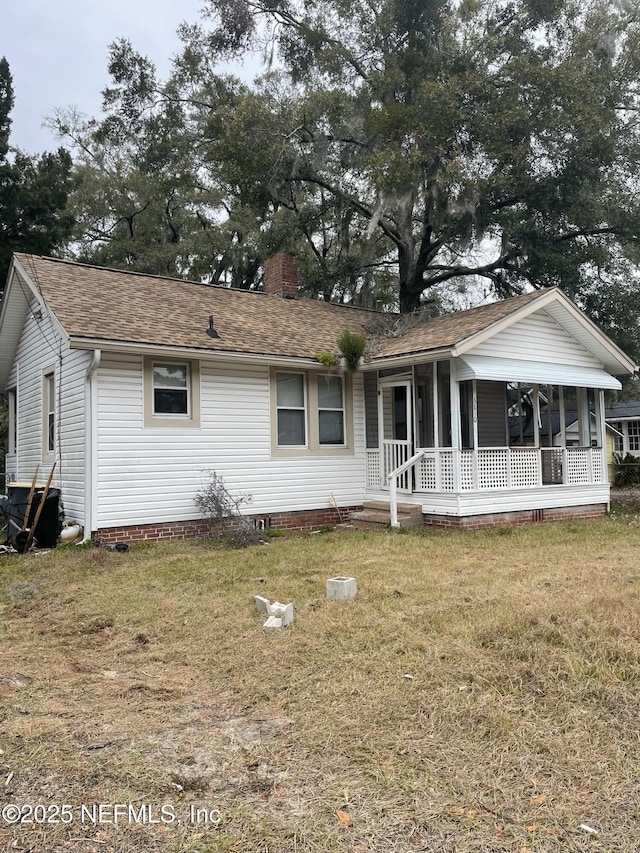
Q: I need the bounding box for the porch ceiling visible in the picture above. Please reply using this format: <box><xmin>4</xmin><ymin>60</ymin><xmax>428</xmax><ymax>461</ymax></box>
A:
<box><xmin>457</xmin><ymin>355</ymin><xmax>622</xmax><ymax>390</ymax></box>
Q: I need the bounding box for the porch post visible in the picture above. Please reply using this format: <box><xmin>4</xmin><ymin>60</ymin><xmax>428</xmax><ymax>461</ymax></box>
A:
<box><xmin>450</xmin><ymin>359</ymin><xmax>461</xmax><ymax>492</ymax></box>
<box><xmin>377</xmin><ymin>378</ymin><xmax>384</xmax><ymax>488</ymax></box>
<box><xmin>533</xmin><ymin>384</ymin><xmax>541</xmax><ymax>486</ymax></box>
<box><xmin>432</xmin><ymin>362</ymin><xmax>440</xmax><ymax>448</ymax></box>
<box><xmin>472</xmin><ymin>379</ymin><xmax>479</xmax><ymax>490</ymax></box>
<box><xmin>533</xmin><ymin>384</ymin><xmax>541</xmax><ymax>447</ymax></box>
<box><xmin>559</xmin><ymin>386</ymin><xmax>567</xmax><ymax>484</ymax></box>
<box><xmin>596</xmin><ymin>389</ymin><xmax>607</xmax><ymax>484</ymax></box>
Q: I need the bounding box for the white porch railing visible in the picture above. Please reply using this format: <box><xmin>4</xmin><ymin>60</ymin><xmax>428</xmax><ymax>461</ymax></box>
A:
<box><xmin>388</xmin><ymin>450</ymin><xmax>427</xmax><ymax>527</ymax></box>
<box><xmin>381</xmin><ymin>439</ymin><xmax>412</xmax><ymax>492</ymax></box>
<box><xmin>367</xmin><ymin>445</ymin><xmax>607</xmax><ymax>496</ymax></box>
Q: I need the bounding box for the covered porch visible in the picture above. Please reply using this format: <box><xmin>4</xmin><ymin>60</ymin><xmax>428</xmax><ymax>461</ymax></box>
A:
<box><xmin>363</xmin><ymin>356</ymin><xmax>618</xmax><ymax>525</ymax></box>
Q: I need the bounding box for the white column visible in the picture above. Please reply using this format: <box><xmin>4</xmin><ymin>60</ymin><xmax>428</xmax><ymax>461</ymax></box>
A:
<box><xmin>597</xmin><ymin>389</ymin><xmax>607</xmax><ymax>484</ymax></box>
<box><xmin>450</xmin><ymin>359</ymin><xmax>461</xmax><ymax>492</ymax></box>
<box><xmin>432</xmin><ymin>362</ymin><xmax>440</xmax><ymax>448</ymax></box>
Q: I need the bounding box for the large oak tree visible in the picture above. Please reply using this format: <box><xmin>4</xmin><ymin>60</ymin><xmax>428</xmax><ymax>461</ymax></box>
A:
<box><xmin>189</xmin><ymin>0</ymin><xmax>640</xmax><ymax>313</ymax></box>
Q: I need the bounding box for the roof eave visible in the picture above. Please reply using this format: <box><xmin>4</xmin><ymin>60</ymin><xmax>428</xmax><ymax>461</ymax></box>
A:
<box><xmin>455</xmin><ymin>287</ymin><xmax>638</xmax><ymax>375</ymax></box>
<box><xmin>365</xmin><ymin>347</ymin><xmax>455</xmax><ymax>370</ymax></box>
<box><xmin>68</xmin><ymin>336</ymin><xmax>339</xmax><ymax>369</ymax></box>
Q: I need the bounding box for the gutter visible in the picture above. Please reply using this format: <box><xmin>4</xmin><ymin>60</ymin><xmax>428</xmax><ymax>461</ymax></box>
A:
<box><xmin>82</xmin><ymin>349</ymin><xmax>101</xmax><ymax>543</ymax></box>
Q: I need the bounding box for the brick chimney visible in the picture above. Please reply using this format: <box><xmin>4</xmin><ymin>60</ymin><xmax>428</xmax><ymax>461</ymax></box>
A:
<box><xmin>264</xmin><ymin>253</ymin><xmax>298</xmax><ymax>298</ymax></box>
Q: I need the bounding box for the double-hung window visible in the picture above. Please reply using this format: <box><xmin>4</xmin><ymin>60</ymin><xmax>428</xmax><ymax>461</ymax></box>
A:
<box><xmin>153</xmin><ymin>363</ymin><xmax>190</xmax><ymax>416</ymax></box>
<box><xmin>42</xmin><ymin>370</ymin><xmax>55</xmax><ymax>459</ymax></box>
<box><xmin>144</xmin><ymin>357</ymin><xmax>201</xmax><ymax>428</ymax></box>
<box><xmin>7</xmin><ymin>388</ymin><xmax>17</xmax><ymax>456</ymax></box>
<box><xmin>628</xmin><ymin>420</ymin><xmax>640</xmax><ymax>452</ymax></box>
<box><xmin>318</xmin><ymin>375</ymin><xmax>345</xmax><ymax>446</ymax></box>
<box><xmin>276</xmin><ymin>372</ymin><xmax>307</xmax><ymax>446</ymax></box>
<box><xmin>272</xmin><ymin>370</ymin><xmax>351</xmax><ymax>454</ymax></box>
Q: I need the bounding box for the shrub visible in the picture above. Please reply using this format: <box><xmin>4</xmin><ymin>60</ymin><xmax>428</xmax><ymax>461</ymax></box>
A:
<box><xmin>195</xmin><ymin>471</ymin><xmax>262</xmax><ymax>547</ymax></box>
<box><xmin>337</xmin><ymin>330</ymin><xmax>366</xmax><ymax>371</ymax></box>
<box><xmin>612</xmin><ymin>451</ymin><xmax>640</xmax><ymax>487</ymax></box>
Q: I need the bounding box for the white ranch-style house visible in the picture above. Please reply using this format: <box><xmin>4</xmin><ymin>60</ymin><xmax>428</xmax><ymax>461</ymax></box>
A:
<box><xmin>0</xmin><ymin>252</ymin><xmax>636</xmax><ymax>543</ymax></box>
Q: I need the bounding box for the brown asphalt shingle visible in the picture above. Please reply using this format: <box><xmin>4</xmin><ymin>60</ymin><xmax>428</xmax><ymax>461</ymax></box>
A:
<box><xmin>372</xmin><ymin>289</ymin><xmax>548</xmax><ymax>358</ymax></box>
<box><xmin>14</xmin><ymin>254</ymin><xmax>549</xmax><ymax>362</ymax></box>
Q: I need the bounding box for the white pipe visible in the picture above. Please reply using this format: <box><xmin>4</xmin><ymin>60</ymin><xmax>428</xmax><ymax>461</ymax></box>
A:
<box><xmin>82</xmin><ymin>350</ymin><xmax>101</xmax><ymax>543</ymax></box>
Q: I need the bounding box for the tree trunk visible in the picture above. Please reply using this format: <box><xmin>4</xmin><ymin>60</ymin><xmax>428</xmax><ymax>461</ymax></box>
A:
<box><xmin>398</xmin><ymin>245</ymin><xmax>426</xmax><ymax>313</ymax></box>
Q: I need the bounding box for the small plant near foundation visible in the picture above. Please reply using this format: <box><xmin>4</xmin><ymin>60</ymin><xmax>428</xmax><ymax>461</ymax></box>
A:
<box><xmin>195</xmin><ymin>470</ymin><xmax>262</xmax><ymax>547</ymax></box>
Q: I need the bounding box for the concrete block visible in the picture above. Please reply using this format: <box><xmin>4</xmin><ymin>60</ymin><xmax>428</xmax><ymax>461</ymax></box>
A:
<box><xmin>326</xmin><ymin>576</ymin><xmax>357</xmax><ymax>600</ymax></box>
<box><xmin>256</xmin><ymin>597</ymin><xmax>294</xmax><ymax>629</ymax></box>
<box><xmin>254</xmin><ymin>595</ymin><xmax>270</xmax><ymax>613</ymax></box>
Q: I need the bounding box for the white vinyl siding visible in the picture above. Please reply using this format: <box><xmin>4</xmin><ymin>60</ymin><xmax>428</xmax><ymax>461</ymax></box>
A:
<box><xmin>471</xmin><ymin>310</ymin><xmax>604</xmax><ymax>369</ymax></box>
<box><xmin>95</xmin><ymin>357</ymin><xmax>366</xmax><ymax>527</ymax></box>
<box><xmin>6</xmin><ymin>303</ymin><xmax>88</xmax><ymax>523</ymax></box>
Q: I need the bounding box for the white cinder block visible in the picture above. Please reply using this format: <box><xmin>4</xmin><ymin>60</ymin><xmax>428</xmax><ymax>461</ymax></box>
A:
<box><xmin>326</xmin><ymin>576</ymin><xmax>357</xmax><ymax>600</ymax></box>
<box><xmin>254</xmin><ymin>595</ymin><xmax>270</xmax><ymax>613</ymax></box>
<box><xmin>257</xmin><ymin>597</ymin><xmax>294</xmax><ymax>629</ymax></box>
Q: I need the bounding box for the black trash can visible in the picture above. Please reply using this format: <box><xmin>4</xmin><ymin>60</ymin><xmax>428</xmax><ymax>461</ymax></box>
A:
<box><xmin>2</xmin><ymin>483</ymin><xmax>62</xmax><ymax>549</ymax></box>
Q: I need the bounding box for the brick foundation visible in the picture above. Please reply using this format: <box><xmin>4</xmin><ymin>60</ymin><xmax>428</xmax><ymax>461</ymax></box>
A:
<box><xmin>93</xmin><ymin>505</ymin><xmax>363</xmax><ymax>545</ymax></box>
<box><xmin>421</xmin><ymin>503</ymin><xmax>607</xmax><ymax>530</ymax></box>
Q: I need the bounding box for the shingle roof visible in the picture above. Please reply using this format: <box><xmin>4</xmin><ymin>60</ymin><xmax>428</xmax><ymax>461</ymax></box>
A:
<box><xmin>606</xmin><ymin>401</ymin><xmax>640</xmax><ymax>420</ymax></box>
<box><xmin>371</xmin><ymin>289</ymin><xmax>548</xmax><ymax>358</ymax></box>
<box><xmin>14</xmin><ymin>254</ymin><xmax>377</xmax><ymax>360</ymax></box>
<box><xmin>13</xmin><ymin>254</ymin><xmax>549</xmax><ymax>362</ymax></box>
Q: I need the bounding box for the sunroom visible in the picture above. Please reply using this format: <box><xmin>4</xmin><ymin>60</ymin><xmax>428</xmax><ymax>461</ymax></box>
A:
<box><xmin>360</xmin><ymin>288</ymin><xmax>637</xmax><ymax>526</ymax></box>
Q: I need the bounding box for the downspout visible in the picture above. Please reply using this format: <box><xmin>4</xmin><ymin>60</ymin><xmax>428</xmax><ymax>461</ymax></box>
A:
<box><xmin>82</xmin><ymin>350</ymin><xmax>101</xmax><ymax>543</ymax></box>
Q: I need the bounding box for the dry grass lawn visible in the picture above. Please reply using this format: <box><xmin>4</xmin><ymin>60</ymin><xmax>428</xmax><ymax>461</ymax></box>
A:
<box><xmin>1</xmin><ymin>503</ymin><xmax>640</xmax><ymax>852</ymax></box>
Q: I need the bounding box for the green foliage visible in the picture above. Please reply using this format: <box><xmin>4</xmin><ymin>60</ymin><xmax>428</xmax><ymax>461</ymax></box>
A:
<box><xmin>0</xmin><ymin>58</ymin><xmax>75</xmax><ymax>287</ymax></box>
<box><xmin>46</xmin><ymin>1</ymin><xmax>640</xmax><ymax>343</ymax></box>
<box><xmin>314</xmin><ymin>352</ymin><xmax>337</xmax><ymax>367</ymax></box>
<box><xmin>177</xmin><ymin>0</ymin><xmax>640</xmax><ymax>320</ymax></box>
<box><xmin>612</xmin><ymin>452</ymin><xmax>640</xmax><ymax>487</ymax></box>
<box><xmin>337</xmin><ymin>330</ymin><xmax>366</xmax><ymax>371</ymax></box>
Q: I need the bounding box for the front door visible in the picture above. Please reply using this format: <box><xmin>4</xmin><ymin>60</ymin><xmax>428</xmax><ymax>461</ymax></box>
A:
<box><xmin>379</xmin><ymin>380</ymin><xmax>413</xmax><ymax>491</ymax></box>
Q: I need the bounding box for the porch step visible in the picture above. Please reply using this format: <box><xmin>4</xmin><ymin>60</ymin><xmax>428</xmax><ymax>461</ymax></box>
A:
<box><xmin>351</xmin><ymin>501</ymin><xmax>423</xmax><ymax>530</ymax></box>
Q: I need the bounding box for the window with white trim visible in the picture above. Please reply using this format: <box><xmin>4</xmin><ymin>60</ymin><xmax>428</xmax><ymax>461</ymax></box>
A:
<box><xmin>318</xmin><ymin>375</ymin><xmax>345</xmax><ymax>445</ymax></box>
<box><xmin>7</xmin><ymin>388</ymin><xmax>17</xmax><ymax>455</ymax></box>
<box><xmin>152</xmin><ymin>362</ymin><xmax>190</xmax><ymax>416</ymax></box>
<box><xmin>276</xmin><ymin>372</ymin><xmax>307</xmax><ymax>446</ymax></box>
<box><xmin>628</xmin><ymin>420</ymin><xmax>640</xmax><ymax>452</ymax></box>
<box><xmin>143</xmin><ymin>357</ymin><xmax>200</xmax><ymax>428</ymax></box>
<box><xmin>42</xmin><ymin>370</ymin><xmax>55</xmax><ymax>458</ymax></box>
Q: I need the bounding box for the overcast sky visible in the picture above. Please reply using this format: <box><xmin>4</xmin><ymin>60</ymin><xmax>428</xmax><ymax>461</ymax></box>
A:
<box><xmin>4</xmin><ymin>1</ymin><xmax>218</xmax><ymax>153</ymax></box>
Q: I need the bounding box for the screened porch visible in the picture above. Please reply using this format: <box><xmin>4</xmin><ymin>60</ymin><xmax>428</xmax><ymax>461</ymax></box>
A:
<box><xmin>363</xmin><ymin>357</ymin><xmax>616</xmax><ymax>504</ymax></box>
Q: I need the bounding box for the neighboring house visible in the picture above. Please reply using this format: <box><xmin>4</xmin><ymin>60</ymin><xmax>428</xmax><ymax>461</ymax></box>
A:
<box><xmin>0</xmin><ymin>252</ymin><xmax>636</xmax><ymax>543</ymax></box>
<box><xmin>605</xmin><ymin>400</ymin><xmax>640</xmax><ymax>457</ymax></box>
